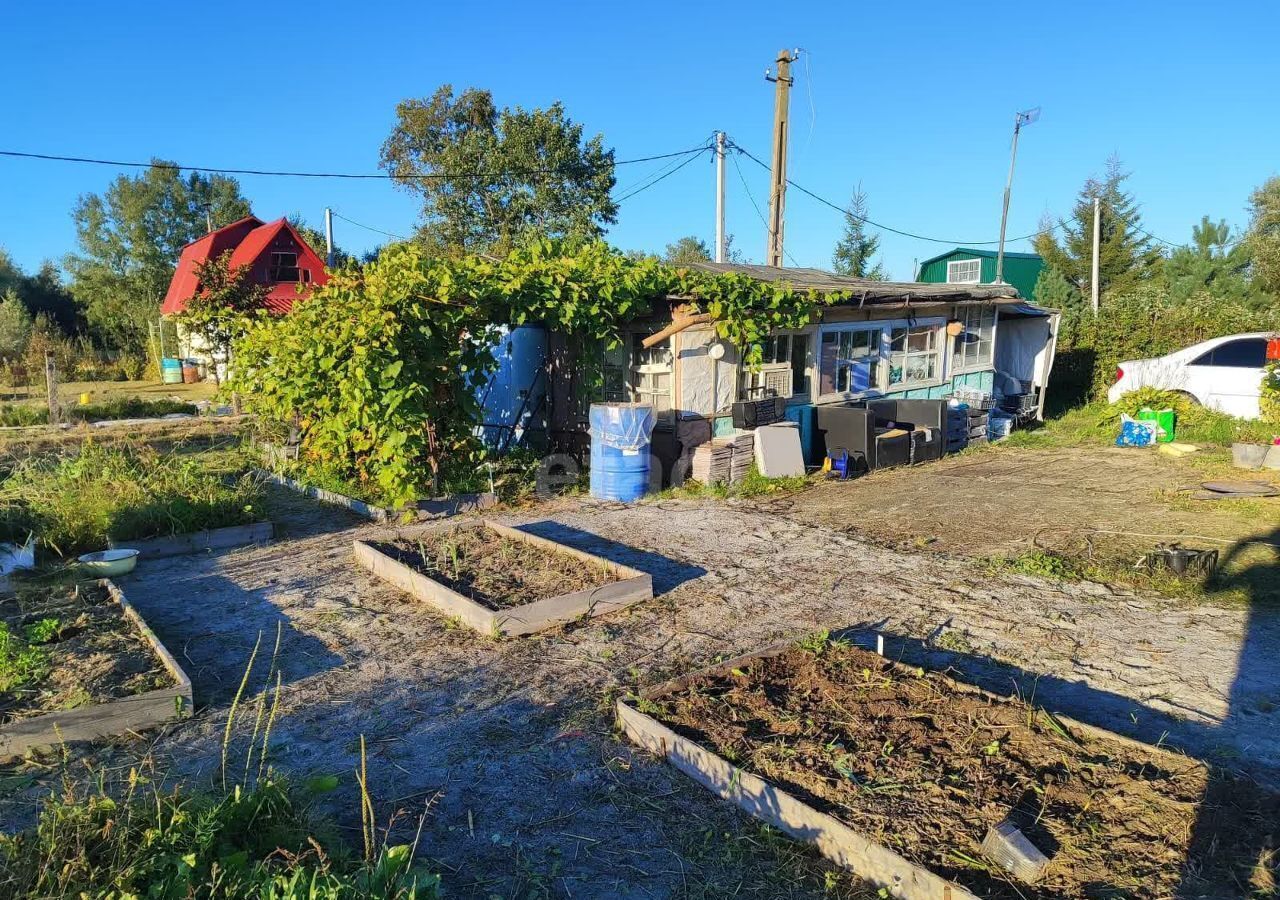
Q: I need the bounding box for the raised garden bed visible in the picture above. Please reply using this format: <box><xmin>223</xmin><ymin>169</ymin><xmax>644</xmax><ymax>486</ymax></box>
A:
<box><xmin>0</xmin><ymin>579</ymin><xmax>192</xmax><ymax>759</ymax></box>
<box><xmin>354</xmin><ymin>521</ymin><xmax>652</xmax><ymax>636</ymax></box>
<box><xmin>618</xmin><ymin>636</ymin><xmax>1279</xmax><ymax>899</ymax></box>
<box><xmin>108</xmin><ymin>521</ymin><xmax>273</xmax><ymax>559</ymax></box>
<box><xmin>256</xmin><ymin>469</ymin><xmax>496</xmax><ymax>523</ymax></box>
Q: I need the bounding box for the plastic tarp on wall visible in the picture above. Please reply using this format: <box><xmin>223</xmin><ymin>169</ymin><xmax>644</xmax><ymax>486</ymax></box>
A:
<box><xmin>994</xmin><ymin>303</ymin><xmax>1060</xmax><ymax>417</ymax></box>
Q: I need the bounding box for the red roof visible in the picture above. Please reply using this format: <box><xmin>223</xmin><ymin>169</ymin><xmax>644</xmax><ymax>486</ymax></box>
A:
<box><xmin>161</xmin><ymin>215</ymin><xmax>329</xmax><ymax>316</ymax></box>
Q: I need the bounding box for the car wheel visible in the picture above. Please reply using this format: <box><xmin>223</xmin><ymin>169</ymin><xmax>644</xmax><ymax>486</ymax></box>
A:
<box><xmin>1170</xmin><ymin>390</ymin><xmax>1201</xmax><ymax>406</ymax></box>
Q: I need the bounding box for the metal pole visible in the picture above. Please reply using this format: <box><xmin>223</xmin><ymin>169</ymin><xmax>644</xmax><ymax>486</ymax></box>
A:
<box><xmin>1091</xmin><ymin>197</ymin><xmax>1102</xmax><ymax>315</ymax></box>
<box><xmin>766</xmin><ymin>50</ymin><xmax>795</xmax><ymax>268</ymax></box>
<box><xmin>324</xmin><ymin>207</ymin><xmax>335</xmax><ymax>268</ymax></box>
<box><xmin>995</xmin><ymin>117</ymin><xmax>1021</xmax><ymax>285</ymax></box>
<box><xmin>715</xmin><ymin>132</ymin><xmax>726</xmax><ymax>264</ymax></box>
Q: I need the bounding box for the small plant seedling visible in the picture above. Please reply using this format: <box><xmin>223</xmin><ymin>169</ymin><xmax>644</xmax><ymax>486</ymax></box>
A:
<box><xmin>981</xmin><ymin>740</ymin><xmax>1001</xmax><ymax>757</ymax></box>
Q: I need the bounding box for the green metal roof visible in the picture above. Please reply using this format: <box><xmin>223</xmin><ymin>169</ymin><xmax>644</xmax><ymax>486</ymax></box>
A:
<box><xmin>916</xmin><ymin>247</ymin><xmax>1042</xmax><ymax>268</ymax></box>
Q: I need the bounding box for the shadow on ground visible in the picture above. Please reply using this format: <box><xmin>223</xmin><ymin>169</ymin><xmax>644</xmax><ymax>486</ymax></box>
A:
<box><xmin>515</xmin><ymin>519</ymin><xmax>706</xmax><ymax>594</ymax></box>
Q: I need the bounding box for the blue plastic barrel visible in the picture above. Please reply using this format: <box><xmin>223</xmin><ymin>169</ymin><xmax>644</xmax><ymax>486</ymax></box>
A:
<box><xmin>589</xmin><ymin>403</ymin><xmax>655</xmax><ymax>502</ymax></box>
<box><xmin>160</xmin><ymin>358</ymin><xmax>183</xmax><ymax>385</ymax></box>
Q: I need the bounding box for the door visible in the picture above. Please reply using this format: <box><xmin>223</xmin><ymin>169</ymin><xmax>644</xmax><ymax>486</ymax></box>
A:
<box><xmin>1185</xmin><ymin>338</ymin><xmax>1267</xmax><ymax>418</ymax></box>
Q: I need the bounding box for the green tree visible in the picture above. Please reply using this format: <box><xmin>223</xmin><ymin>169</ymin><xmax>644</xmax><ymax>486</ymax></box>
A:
<box><xmin>664</xmin><ymin>235</ymin><xmax>712</xmax><ymax>264</ymax></box>
<box><xmin>380</xmin><ymin>85</ymin><xmax>617</xmax><ymax>255</ymax></box>
<box><xmin>1246</xmin><ymin>175</ymin><xmax>1280</xmax><ymax>295</ymax></box>
<box><xmin>173</xmin><ymin>251</ymin><xmax>267</xmax><ymax>386</ymax></box>
<box><xmin>65</xmin><ymin>162</ymin><xmax>251</xmax><ymax>355</ymax></box>
<box><xmin>1033</xmin><ymin>157</ymin><xmax>1162</xmax><ymax>307</ymax></box>
<box><xmin>1163</xmin><ymin>215</ymin><xmax>1256</xmax><ymax>304</ymax></box>
<box><xmin>831</xmin><ymin>187</ymin><xmax>886</xmax><ymax>279</ymax></box>
<box><xmin>0</xmin><ymin>251</ymin><xmax>79</xmax><ymax>335</ymax></box>
<box><xmin>0</xmin><ymin>290</ymin><xmax>33</xmax><ymax>361</ymax></box>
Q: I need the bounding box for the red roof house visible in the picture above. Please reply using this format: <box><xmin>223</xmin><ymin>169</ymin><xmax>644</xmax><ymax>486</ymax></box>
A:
<box><xmin>161</xmin><ymin>216</ymin><xmax>329</xmax><ymax>316</ymax></box>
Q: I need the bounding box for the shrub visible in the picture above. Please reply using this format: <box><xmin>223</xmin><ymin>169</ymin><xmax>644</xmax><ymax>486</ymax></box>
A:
<box><xmin>1101</xmin><ymin>388</ymin><xmax>1273</xmax><ymax>444</ymax></box>
<box><xmin>1052</xmin><ymin>285</ymin><xmax>1280</xmax><ymax>405</ymax></box>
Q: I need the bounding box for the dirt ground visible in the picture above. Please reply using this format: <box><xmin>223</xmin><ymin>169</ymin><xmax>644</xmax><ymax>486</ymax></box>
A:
<box><xmin>787</xmin><ymin>443</ymin><xmax>1279</xmax><ymax>570</ymax></box>
<box><xmin>1</xmin><ymin>448</ymin><xmax>1278</xmax><ymax>897</ymax></box>
<box><xmin>0</xmin><ymin>378</ymin><xmax>216</xmax><ymax>407</ymax></box>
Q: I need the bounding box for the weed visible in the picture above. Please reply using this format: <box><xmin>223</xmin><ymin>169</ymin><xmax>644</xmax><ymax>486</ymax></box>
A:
<box><xmin>984</xmin><ymin>550</ymin><xmax>1080</xmax><ymax>581</ymax></box>
<box><xmin>661</xmin><ymin>464</ymin><xmax>811</xmax><ymax>502</ymax></box>
<box><xmin>0</xmin><ymin>622</ymin><xmax>51</xmax><ymax>692</ymax></box>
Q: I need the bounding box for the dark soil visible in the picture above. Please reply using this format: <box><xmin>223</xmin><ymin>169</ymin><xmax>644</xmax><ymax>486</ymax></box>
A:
<box><xmin>0</xmin><ymin>581</ymin><xmax>173</xmax><ymax>722</ymax></box>
<box><xmin>383</xmin><ymin>526</ymin><xmax>618</xmax><ymax>610</ymax></box>
<box><xmin>643</xmin><ymin>640</ymin><xmax>1280</xmax><ymax>899</ymax></box>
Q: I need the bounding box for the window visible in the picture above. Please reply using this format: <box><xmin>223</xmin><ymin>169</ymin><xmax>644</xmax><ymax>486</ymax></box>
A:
<box><xmin>818</xmin><ymin>326</ymin><xmax>881</xmax><ymax>397</ymax></box>
<box><xmin>268</xmin><ymin>251</ymin><xmax>300</xmax><ymax>282</ymax></box>
<box><xmin>950</xmin><ymin>306</ymin><xmax>997</xmax><ymax>372</ymax></box>
<box><xmin>630</xmin><ymin>334</ymin><xmax>673</xmax><ymax>420</ymax></box>
<box><xmin>889</xmin><ymin>324</ymin><xmax>943</xmax><ymax>388</ymax></box>
<box><xmin>740</xmin><ymin>333</ymin><xmax>811</xmax><ymax>400</ymax></box>
<box><xmin>946</xmin><ymin>258</ymin><xmax>982</xmax><ymax>284</ymax></box>
<box><xmin>1191</xmin><ymin>338</ymin><xmax>1267</xmax><ymax>368</ymax></box>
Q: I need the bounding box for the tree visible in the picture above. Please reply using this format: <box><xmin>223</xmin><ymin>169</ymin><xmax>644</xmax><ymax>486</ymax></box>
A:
<box><xmin>664</xmin><ymin>236</ymin><xmax>712</xmax><ymax>264</ymax></box>
<box><xmin>174</xmin><ymin>251</ymin><xmax>267</xmax><ymax>386</ymax></box>
<box><xmin>380</xmin><ymin>85</ymin><xmax>617</xmax><ymax>255</ymax></box>
<box><xmin>0</xmin><ymin>250</ymin><xmax>79</xmax><ymax>335</ymax></box>
<box><xmin>0</xmin><ymin>290</ymin><xmax>33</xmax><ymax>361</ymax></box>
<box><xmin>831</xmin><ymin>187</ymin><xmax>886</xmax><ymax>279</ymax></box>
<box><xmin>65</xmin><ymin>162</ymin><xmax>252</xmax><ymax>355</ymax></box>
<box><xmin>1033</xmin><ymin>157</ymin><xmax>1162</xmax><ymax>307</ymax></box>
<box><xmin>1246</xmin><ymin>176</ymin><xmax>1280</xmax><ymax>296</ymax></box>
<box><xmin>1163</xmin><ymin>215</ymin><xmax>1257</xmax><ymax>305</ymax></box>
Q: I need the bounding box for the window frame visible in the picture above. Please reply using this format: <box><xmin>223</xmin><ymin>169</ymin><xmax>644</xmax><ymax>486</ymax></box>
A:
<box><xmin>950</xmin><ymin>305</ymin><xmax>998</xmax><ymax>374</ymax></box>
<box><xmin>887</xmin><ymin>320</ymin><xmax>947</xmax><ymax>390</ymax></box>
<box><xmin>268</xmin><ymin>251</ymin><xmax>301</xmax><ymax>283</ymax></box>
<box><xmin>1190</xmin><ymin>338</ymin><xmax>1267</xmax><ymax>369</ymax></box>
<box><xmin>815</xmin><ymin>323</ymin><xmax>887</xmax><ymax>401</ymax></box>
<box><xmin>739</xmin><ymin>331</ymin><xmax>813</xmax><ymax>402</ymax></box>
<box><xmin>945</xmin><ymin>258</ymin><xmax>982</xmax><ymax>284</ymax></box>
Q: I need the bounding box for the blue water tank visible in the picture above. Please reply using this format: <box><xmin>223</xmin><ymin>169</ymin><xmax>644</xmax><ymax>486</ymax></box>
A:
<box><xmin>589</xmin><ymin>403</ymin><xmax>655</xmax><ymax>502</ymax></box>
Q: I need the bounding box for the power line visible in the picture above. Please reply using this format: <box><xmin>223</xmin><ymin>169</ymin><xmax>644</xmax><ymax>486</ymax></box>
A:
<box><xmin>331</xmin><ymin>211</ymin><xmax>409</xmax><ymax>241</ymax></box>
<box><xmin>614</xmin><ymin>146</ymin><xmax>711</xmax><ymax>203</ymax></box>
<box><xmin>729</xmin><ymin>140</ymin><xmax>1058</xmax><ymax>246</ymax></box>
<box><xmin>0</xmin><ymin>144</ymin><xmax>712</xmax><ymax>181</ymax></box>
<box><xmin>729</xmin><ymin>148</ymin><xmax>801</xmax><ymax>267</ymax></box>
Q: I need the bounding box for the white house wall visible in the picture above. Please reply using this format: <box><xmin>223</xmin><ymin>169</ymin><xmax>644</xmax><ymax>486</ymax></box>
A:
<box><xmin>675</xmin><ymin>325</ymin><xmax>739</xmax><ymax>418</ymax></box>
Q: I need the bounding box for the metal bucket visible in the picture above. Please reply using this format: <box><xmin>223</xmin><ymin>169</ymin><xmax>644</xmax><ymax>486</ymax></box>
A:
<box><xmin>161</xmin><ymin>358</ymin><xmax>183</xmax><ymax>385</ymax></box>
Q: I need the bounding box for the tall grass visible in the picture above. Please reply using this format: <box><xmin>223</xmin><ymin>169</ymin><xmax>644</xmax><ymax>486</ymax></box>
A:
<box><xmin>0</xmin><ymin>442</ymin><xmax>263</xmax><ymax>555</ymax></box>
<box><xmin>0</xmin><ymin>641</ymin><xmax>441</xmax><ymax>899</ymax></box>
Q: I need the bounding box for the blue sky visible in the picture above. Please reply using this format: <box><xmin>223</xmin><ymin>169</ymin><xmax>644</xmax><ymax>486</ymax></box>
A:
<box><xmin>3</xmin><ymin>1</ymin><xmax>1278</xmax><ymax>281</ymax></box>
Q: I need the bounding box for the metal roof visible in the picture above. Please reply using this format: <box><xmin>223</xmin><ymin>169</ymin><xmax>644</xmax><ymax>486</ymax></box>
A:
<box><xmin>681</xmin><ymin>261</ymin><xmax>1022</xmax><ymax>304</ymax></box>
<box><xmin>916</xmin><ymin>247</ymin><xmax>1043</xmax><ymax>267</ymax></box>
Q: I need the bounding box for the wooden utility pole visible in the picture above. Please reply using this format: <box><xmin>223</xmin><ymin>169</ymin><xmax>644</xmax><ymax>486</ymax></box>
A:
<box><xmin>44</xmin><ymin>352</ymin><xmax>60</xmax><ymax>426</ymax></box>
<box><xmin>765</xmin><ymin>49</ymin><xmax>798</xmax><ymax>268</ymax></box>
<box><xmin>1090</xmin><ymin>197</ymin><xmax>1102</xmax><ymax>315</ymax></box>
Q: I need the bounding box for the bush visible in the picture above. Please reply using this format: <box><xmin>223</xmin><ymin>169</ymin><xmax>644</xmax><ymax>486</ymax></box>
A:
<box><xmin>1099</xmin><ymin>388</ymin><xmax>1273</xmax><ymax>445</ymax></box>
<box><xmin>0</xmin><ymin>778</ymin><xmax>440</xmax><ymax>899</ymax></box>
<box><xmin>0</xmin><ymin>443</ymin><xmax>263</xmax><ymax>556</ymax></box>
<box><xmin>1052</xmin><ymin>285</ymin><xmax>1280</xmax><ymax>404</ymax></box>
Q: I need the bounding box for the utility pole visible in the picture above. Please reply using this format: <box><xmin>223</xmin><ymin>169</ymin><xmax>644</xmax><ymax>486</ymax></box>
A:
<box><xmin>324</xmin><ymin>207</ymin><xmax>335</xmax><ymax>268</ymax></box>
<box><xmin>995</xmin><ymin>107</ymin><xmax>1040</xmax><ymax>284</ymax></box>
<box><xmin>715</xmin><ymin>132</ymin><xmax>727</xmax><ymax>264</ymax></box>
<box><xmin>1091</xmin><ymin>197</ymin><xmax>1102</xmax><ymax>315</ymax></box>
<box><xmin>765</xmin><ymin>49</ymin><xmax>798</xmax><ymax>268</ymax></box>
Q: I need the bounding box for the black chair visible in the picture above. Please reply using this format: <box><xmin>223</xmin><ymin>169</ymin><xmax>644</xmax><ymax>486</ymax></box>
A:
<box><xmin>866</xmin><ymin>399</ymin><xmax>946</xmax><ymax>463</ymax></box>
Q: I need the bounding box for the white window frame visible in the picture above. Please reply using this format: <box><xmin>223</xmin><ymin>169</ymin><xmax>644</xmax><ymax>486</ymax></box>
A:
<box><xmin>950</xmin><ymin>305</ymin><xmax>998</xmax><ymax>374</ymax></box>
<box><xmin>739</xmin><ymin>331</ymin><xmax>812</xmax><ymax>402</ymax></box>
<box><xmin>629</xmin><ymin>334</ymin><xmax>674</xmax><ymax>424</ymax></box>
<box><xmin>887</xmin><ymin>319</ymin><xmax>947</xmax><ymax>390</ymax></box>
<box><xmin>946</xmin><ymin>258</ymin><xmax>982</xmax><ymax>284</ymax></box>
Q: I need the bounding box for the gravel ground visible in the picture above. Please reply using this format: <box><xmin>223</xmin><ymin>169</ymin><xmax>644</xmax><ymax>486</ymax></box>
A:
<box><xmin>3</xmin><ymin>484</ymin><xmax>1277</xmax><ymax>897</ymax></box>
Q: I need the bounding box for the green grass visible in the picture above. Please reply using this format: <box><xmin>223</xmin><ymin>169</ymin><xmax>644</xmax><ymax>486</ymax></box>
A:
<box><xmin>1003</xmin><ymin>389</ymin><xmax>1279</xmax><ymax>451</ymax></box>
<box><xmin>659</xmin><ymin>465</ymin><xmax>811</xmax><ymax>501</ymax></box>
<box><xmin>0</xmin><ymin>397</ymin><xmax>199</xmax><ymax>427</ymax></box>
<box><xmin>0</xmin><ymin>442</ymin><xmax>263</xmax><ymax>556</ymax></box>
<box><xmin>0</xmin><ymin>621</ymin><xmax>54</xmax><ymax>693</ymax></box>
<box><xmin>0</xmin><ymin>775</ymin><xmax>439</xmax><ymax>899</ymax></box>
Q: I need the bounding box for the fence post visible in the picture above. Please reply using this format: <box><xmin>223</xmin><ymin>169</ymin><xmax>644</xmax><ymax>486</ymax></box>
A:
<box><xmin>44</xmin><ymin>352</ymin><xmax>61</xmax><ymax>426</ymax></box>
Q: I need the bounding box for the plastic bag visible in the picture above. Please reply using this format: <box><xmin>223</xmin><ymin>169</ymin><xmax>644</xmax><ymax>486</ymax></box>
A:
<box><xmin>1116</xmin><ymin>414</ymin><xmax>1158</xmax><ymax>448</ymax></box>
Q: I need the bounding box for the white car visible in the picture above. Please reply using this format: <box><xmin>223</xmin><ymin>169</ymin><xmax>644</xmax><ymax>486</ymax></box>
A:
<box><xmin>1108</xmin><ymin>332</ymin><xmax>1273</xmax><ymax>419</ymax></box>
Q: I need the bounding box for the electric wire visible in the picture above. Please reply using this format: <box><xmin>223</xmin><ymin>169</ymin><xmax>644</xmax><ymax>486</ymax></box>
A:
<box><xmin>330</xmin><ymin>211</ymin><xmax>409</xmax><ymax>241</ymax></box>
<box><xmin>614</xmin><ymin>146</ymin><xmax>712</xmax><ymax>203</ymax></box>
<box><xmin>729</xmin><ymin>140</ymin><xmax>1059</xmax><ymax>246</ymax></box>
<box><xmin>728</xmin><ymin>148</ymin><xmax>801</xmax><ymax>267</ymax></box>
<box><xmin>0</xmin><ymin>144</ymin><xmax>712</xmax><ymax>181</ymax></box>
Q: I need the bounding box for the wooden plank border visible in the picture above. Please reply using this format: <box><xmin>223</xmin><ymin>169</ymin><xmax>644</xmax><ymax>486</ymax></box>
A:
<box><xmin>255</xmin><ymin>469</ymin><xmax>496</xmax><ymax>523</ymax></box>
<box><xmin>109</xmin><ymin>522</ymin><xmax>273</xmax><ymax>559</ymax></box>
<box><xmin>0</xmin><ymin>579</ymin><xmax>193</xmax><ymax>760</ymax></box>
<box><xmin>353</xmin><ymin>521</ymin><xmax>653</xmax><ymax>637</ymax></box>
<box><xmin>617</xmin><ymin>633</ymin><xmax>1202</xmax><ymax>899</ymax></box>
